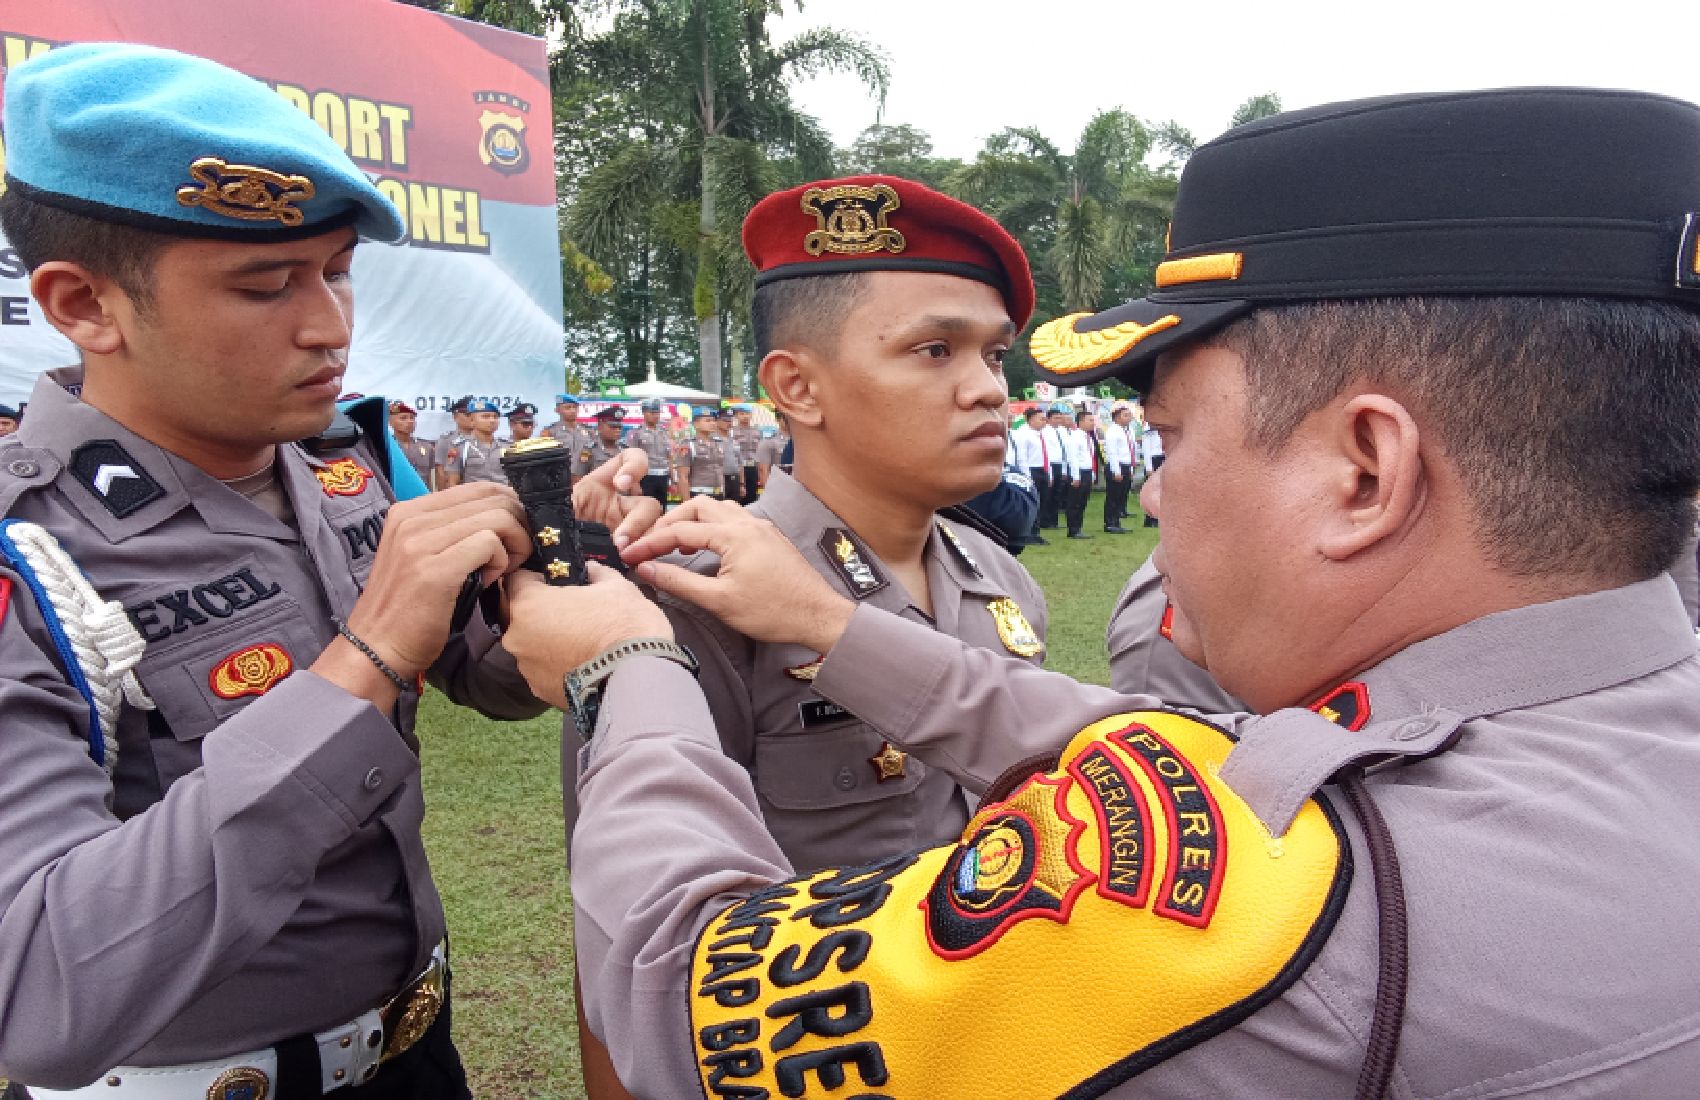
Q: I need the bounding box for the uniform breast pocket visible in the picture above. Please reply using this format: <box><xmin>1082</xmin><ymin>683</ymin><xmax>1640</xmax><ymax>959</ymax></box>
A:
<box><xmin>329</xmin><ymin>503</ymin><xmax>389</xmax><ymax>587</ymax></box>
<box><xmin>751</xmin><ymin>709</ymin><xmax>934</xmax><ymax>873</ymax></box>
<box><xmin>134</xmin><ymin>598</ymin><xmax>324</xmax><ymax>791</ymax></box>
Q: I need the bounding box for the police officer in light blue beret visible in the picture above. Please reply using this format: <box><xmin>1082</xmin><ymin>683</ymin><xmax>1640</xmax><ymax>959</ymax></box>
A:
<box><xmin>0</xmin><ymin>43</ymin><xmax>546</xmax><ymax>1098</ymax></box>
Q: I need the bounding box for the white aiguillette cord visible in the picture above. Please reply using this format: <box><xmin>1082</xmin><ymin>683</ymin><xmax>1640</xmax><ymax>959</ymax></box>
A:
<box><xmin>8</xmin><ymin>521</ymin><xmax>155</xmax><ymax>775</ymax></box>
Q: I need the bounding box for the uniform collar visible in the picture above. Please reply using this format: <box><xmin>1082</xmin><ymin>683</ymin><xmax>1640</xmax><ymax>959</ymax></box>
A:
<box><xmin>754</xmin><ymin>471</ymin><xmax>1014</xmax><ymax>615</ymax></box>
<box><xmin>22</xmin><ymin>367</ymin><xmax>303</xmax><ymax>543</ymax></box>
<box><xmin>1222</xmin><ymin>575</ymin><xmax>1698</xmax><ymax>833</ymax></box>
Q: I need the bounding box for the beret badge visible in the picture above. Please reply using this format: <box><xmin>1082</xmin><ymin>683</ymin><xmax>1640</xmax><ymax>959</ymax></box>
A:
<box><xmin>801</xmin><ymin>182</ymin><xmax>906</xmax><ymax>257</ymax></box>
<box><xmin>176</xmin><ymin>156</ymin><xmax>316</xmax><ymax>227</ymax></box>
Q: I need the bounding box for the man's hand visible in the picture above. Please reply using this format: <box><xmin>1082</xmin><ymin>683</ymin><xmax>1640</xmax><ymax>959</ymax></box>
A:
<box><xmin>621</xmin><ymin>496</ymin><xmax>855</xmax><ymax>654</ymax></box>
<box><xmin>1072</xmin><ymin>478</ymin><xmax>1082</xmax><ymax>488</ymax></box>
<box><xmin>502</xmin><ymin>566</ymin><xmax>673</xmax><ymax>708</ymax></box>
<box><xmin>337</xmin><ymin>483</ymin><xmax>531</xmax><ymax>678</ymax></box>
<box><xmin>572</xmin><ymin>447</ymin><xmax>663</xmax><ymax>550</ymax></box>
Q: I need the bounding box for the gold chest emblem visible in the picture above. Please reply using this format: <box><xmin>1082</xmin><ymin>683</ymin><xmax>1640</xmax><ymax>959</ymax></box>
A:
<box><xmin>314</xmin><ymin>457</ymin><xmax>375</xmax><ymax>498</ymax></box>
<box><xmin>801</xmin><ymin>183</ymin><xmax>906</xmax><ymax>257</ymax></box>
<box><xmin>176</xmin><ymin>156</ymin><xmax>316</xmax><ymax>227</ymax></box>
<box><xmin>209</xmin><ymin>643</ymin><xmax>294</xmax><ymax>700</ymax></box>
<box><xmin>987</xmin><ymin>597</ymin><xmax>1043</xmax><ymax>657</ymax></box>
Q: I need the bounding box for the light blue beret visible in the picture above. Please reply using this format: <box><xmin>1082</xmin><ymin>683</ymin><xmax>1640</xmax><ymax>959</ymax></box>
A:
<box><xmin>1049</xmin><ymin>402</ymin><xmax>1074</xmax><ymax>414</ymax></box>
<box><xmin>556</xmin><ymin>394</ymin><xmax>581</xmax><ymax>405</ymax></box>
<box><xmin>3</xmin><ymin>43</ymin><xmax>404</xmax><ymax>242</ymax></box>
<box><xmin>466</xmin><ymin>398</ymin><xmax>500</xmax><ymax>414</ymax></box>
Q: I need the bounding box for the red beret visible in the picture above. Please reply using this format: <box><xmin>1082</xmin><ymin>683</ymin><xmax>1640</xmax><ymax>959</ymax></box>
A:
<box><xmin>388</xmin><ymin>400</ymin><xmax>415</xmax><ymax>415</ymax></box>
<box><xmin>742</xmin><ymin>175</ymin><xmax>1035</xmax><ymax>330</ymax></box>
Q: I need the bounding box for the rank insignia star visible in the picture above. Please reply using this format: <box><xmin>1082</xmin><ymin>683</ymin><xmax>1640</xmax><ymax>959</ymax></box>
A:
<box><xmin>870</xmin><ymin>741</ymin><xmax>908</xmax><ymax>782</ymax></box>
<box><xmin>546</xmin><ymin>560</ymin><xmax>572</xmax><ymax>580</ymax></box>
<box><xmin>537</xmin><ymin>526</ymin><xmax>561</xmax><ymax>547</ymax></box>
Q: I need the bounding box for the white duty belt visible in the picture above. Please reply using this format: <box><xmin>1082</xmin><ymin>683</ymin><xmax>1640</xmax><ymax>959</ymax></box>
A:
<box><xmin>26</xmin><ymin>941</ymin><xmax>447</xmax><ymax>1099</ymax></box>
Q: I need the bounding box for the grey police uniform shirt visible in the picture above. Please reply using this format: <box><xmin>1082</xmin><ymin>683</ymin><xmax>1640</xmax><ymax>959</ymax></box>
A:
<box><xmin>543</xmin><ymin>419</ymin><xmax>587</xmax><ymax>453</ymax></box>
<box><xmin>571</xmin><ymin>436</ymin><xmax>623</xmax><ymax>479</ymax></box>
<box><xmin>431</xmin><ymin>429</ymin><xmax>463</xmax><ymax>470</ymax></box>
<box><xmin>625</xmin><ymin>424</ymin><xmax>673</xmax><ymax>476</ymax></box>
<box><xmin>680</xmin><ymin>435</ymin><xmax>731</xmax><ymax>491</ymax></box>
<box><xmin>570</xmin><ymin>575</ymin><xmax>1700</xmax><ymax>1097</ymax></box>
<box><xmin>730</xmin><ymin>424</ymin><xmax>761</xmax><ymax>467</ymax></box>
<box><xmin>444</xmin><ymin>435</ymin><xmax>508</xmax><ymax>486</ymax></box>
<box><xmin>754</xmin><ymin>435</ymin><xmax>788</xmax><ymax>473</ymax></box>
<box><xmin>397</xmin><ymin>437</ymin><xmax>433</xmax><ymax>486</ymax></box>
<box><xmin>1107</xmin><ymin>554</ymin><xmax>1244</xmax><ymax>711</ymax></box>
<box><xmin>565</xmin><ymin>469</ymin><xmax>1050</xmax><ymax>877</ymax></box>
<box><xmin>0</xmin><ymin>369</ymin><xmax>544</xmax><ymax>1087</ymax></box>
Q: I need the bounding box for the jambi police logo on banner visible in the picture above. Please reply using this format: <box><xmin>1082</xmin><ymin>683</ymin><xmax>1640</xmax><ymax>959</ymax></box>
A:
<box><xmin>474</xmin><ymin>90</ymin><xmax>529</xmax><ymax>176</ymax></box>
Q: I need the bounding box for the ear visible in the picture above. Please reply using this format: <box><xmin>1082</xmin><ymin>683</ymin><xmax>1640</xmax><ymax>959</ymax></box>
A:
<box><xmin>1316</xmin><ymin>393</ymin><xmax>1424</xmax><ymax>561</ymax></box>
<box><xmin>30</xmin><ymin>262</ymin><xmax>128</xmax><ymax>356</ymax></box>
<box><xmin>758</xmin><ymin>348</ymin><xmax>822</xmax><ymax>430</ymax></box>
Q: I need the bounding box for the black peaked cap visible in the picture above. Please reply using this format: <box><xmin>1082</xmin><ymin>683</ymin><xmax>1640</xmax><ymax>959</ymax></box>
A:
<box><xmin>1030</xmin><ymin>87</ymin><xmax>1700</xmax><ymax>390</ymax></box>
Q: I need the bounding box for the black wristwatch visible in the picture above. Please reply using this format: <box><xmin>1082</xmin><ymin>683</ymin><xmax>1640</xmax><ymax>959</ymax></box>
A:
<box><xmin>565</xmin><ymin>637</ymin><xmax>698</xmax><ymax>740</ymax></box>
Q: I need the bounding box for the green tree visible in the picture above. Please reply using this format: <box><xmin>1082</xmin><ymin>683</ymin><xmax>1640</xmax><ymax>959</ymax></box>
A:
<box><xmin>841</xmin><ymin>123</ymin><xmax>963</xmax><ymax>190</ymax></box>
<box><xmin>953</xmin><ymin>109</ymin><xmax>1174</xmax><ymax>315</ymax></box>
<box><xmin>565</xmin><ymin>1</ymin><xmax>889</xmax><ymax>395</ymax></box>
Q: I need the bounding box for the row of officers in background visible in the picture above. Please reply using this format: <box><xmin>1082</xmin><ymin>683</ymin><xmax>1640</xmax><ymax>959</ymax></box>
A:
<box><xmin>386</xmin><ymin>393</ymin><xmax>793</xmax><ymax>507</ymax></box>
<box><xmin>1009</xmin><ymin>401</ymin><xmax>1162</xmax><ymax>542</ymax></box>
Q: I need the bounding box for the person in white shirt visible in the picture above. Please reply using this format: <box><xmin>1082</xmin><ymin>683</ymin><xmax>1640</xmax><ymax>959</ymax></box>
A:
<box><xmin>1064</xmin><ymin>408</ymin><xmax>1100</xmax><ymax>538</ymax></box>
<box><xmin>1139</xmin><ymin>425</ymin><xmax>1164</xmax><ymax>527</ymax></box>
<box><xmin>1040</xmin><ymin>403</ymin><xmax>1072</xmax><ymax>529</ymax></box>
<box><xmin>1011</xmin><ymin>407</ymin><xmax>1051</xmax><ymax>545</ymax></box>
<box><xmin>1102</xmin><ymin>403</ymin><xmax>1137</xmax><ymax>533</ymax></box>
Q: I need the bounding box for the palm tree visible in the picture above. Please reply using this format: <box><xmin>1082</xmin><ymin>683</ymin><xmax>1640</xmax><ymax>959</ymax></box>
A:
<box><xmin>566</xmin><ymin>0</ymin><xmax>888</xmax><ymax>394</ymax></box>
<box><xmin>953</xmin><ymin>109</ymin><xmax>1174</xmax><ymax>314</ymax></box>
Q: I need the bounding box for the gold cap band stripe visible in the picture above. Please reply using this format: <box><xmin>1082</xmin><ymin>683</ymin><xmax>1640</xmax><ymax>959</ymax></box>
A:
<box><xmin>1029</xmin><ymin>312</ymin><xmax>1183</xmax><ymax>375</ymax></box>
<box><xmin>1154</xmin><ymin>251</ymin><xmax>1244</xmax><ymax>288</ymax></box>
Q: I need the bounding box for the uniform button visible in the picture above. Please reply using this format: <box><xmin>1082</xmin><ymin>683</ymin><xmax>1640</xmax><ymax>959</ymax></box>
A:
<box><xmin>1392</xmin><ymin>719</ymin><xmax>1431</xmax><ymax>741</ymax></box>
<box><xmin>363</xmin><ymin>767</ymin><xmax>385</xmax><ymax>791</ymax></box>
<box><xmin>8</xmin><ymin>460</ymin><xmax>38</xmax><ymax>477</ymax></box>
<box><xmin>834</xmin><ymin>766</ymin><xmax>858</xmax><ymax>791</ymax></box>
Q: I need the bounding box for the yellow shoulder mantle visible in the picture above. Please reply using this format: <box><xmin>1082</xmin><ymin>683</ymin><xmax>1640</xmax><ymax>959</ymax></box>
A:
<box><xmin>689</xmin><ymin>710</ymin><xmax>1349</xmax><ymax>1099</ymax></box>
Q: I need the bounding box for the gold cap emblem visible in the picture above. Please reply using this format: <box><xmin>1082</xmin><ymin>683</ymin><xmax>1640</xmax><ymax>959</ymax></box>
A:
<box><xmin>177</xmin><ymin>156</ymin><xmax>315</xmax><ymax>227</ymax></box>
<box><xmin>801</xmin><ymin>183</ymin><xmax>905</xmax><ymax>257</ymax></box>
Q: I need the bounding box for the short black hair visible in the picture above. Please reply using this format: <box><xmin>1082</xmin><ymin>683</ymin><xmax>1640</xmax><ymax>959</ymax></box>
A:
<box><xmin>1024</xmin><ymin>407</ymin><xmax>1044</xmax><ymax>422</ymax></box>
<box><xmin>1075</xmin><ymin>410</ymin><xmax>1094</xmax><ymax>425</ymax></box>
<box><xmin>0</xmin><ymin>186</ymin><xmax>170</xmax><ymax>313</ymax></box>
<box><xmin>752</xmin><ymin>273</ymin><xmax>866</xmax><ymax>360</ymax></box>
<box><xmin>1212</xmin><ymin>297</ymin><xmax>1700</xmax><ymax>582</ymax></box>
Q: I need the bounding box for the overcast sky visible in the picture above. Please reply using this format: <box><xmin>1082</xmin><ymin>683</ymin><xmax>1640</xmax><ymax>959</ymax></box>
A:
<box><xmin>776</xmin><ymin>0</ymin><xmax>1695</xmax><ymax>160</ymax></box>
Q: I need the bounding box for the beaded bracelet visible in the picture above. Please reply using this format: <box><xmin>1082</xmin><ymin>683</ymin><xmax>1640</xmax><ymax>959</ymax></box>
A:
<box><xmin>332</xmin><ymin>619</ymin><xmax>412</xmax><ymax>693</ymax></box>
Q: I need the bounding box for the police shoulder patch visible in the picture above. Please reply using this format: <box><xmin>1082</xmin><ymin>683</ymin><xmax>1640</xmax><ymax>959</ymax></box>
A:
<box><xmin>69</xmin><ymin>440</ymin><xmax>165</xmax><ymax>519</ymax></box>
<box><xmin>688</xmin><ymin>709</ymin><xmax>1350</xmax><ymax>1100</ymax></box>
<box><xmin>819</xmin><ymin>528</ymin><xmax>887</xmax><ymax>598</ymax></box>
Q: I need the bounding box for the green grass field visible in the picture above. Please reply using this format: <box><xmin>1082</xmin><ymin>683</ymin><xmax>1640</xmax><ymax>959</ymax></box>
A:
<box><xmin>422</xmin><ymin>505</ymin><xmax>1158</xmax><ymax>1098</ymax></box>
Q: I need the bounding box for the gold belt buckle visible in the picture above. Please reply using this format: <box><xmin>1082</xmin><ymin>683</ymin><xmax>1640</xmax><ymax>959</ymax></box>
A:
<box><xmin>378</xmin><ymin>952</ymin><xmax>445</xmax><ymax>1063</ymax></box>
